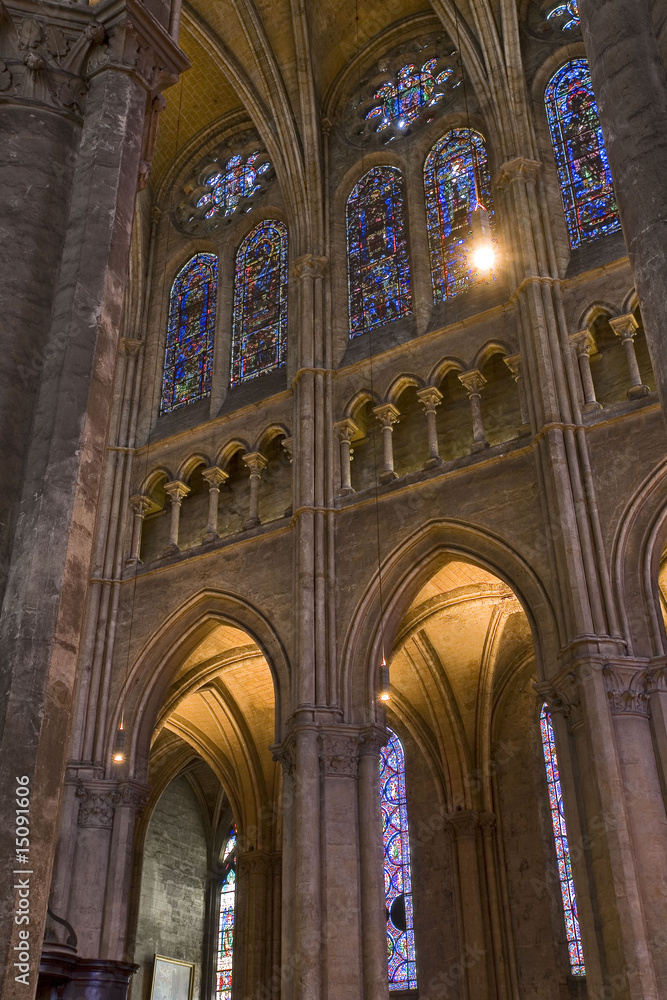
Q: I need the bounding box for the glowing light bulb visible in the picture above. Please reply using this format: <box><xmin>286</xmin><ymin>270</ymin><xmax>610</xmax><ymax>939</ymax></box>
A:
<box><xmin>112</xmin><ymin>719</ymin><xmax>126</xmax><ymax>763</ymax></box>
<box><xmin>379</xmin><ymin>657</ymin><xmax>391</xmax><ymax>702</ymax></box>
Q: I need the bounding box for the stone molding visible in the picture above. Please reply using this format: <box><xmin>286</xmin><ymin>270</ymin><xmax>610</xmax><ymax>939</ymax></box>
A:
<box><xmin>272</xmin><ymin>723</ymin><xmax>389</xmax><ymax>778</ymax></box>
<box><xmin>446</xmin><ymin>809</ymin><xmax>481</xmax><ymax>838</ymax></box>
<box><xmin>0</xmin><ymin>0</ymin><xmax>188</xmax><ymax>121</ymax></box>
<box><xmin>495</xmin><ymin>156</ymin><xmax>542</xmax><ymax>190</ymax></box>
<box><xmin>237</xmin><ymin>850</ymin><xmax>272</xmax><ymax>878</ymax></box>
<box><xmin>291</xmin><ymin>254</ymin><xmax>328</xmax><ymax>280</ymax></box>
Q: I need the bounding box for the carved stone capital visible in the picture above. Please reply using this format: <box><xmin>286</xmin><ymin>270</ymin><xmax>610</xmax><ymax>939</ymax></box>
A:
<box><xmin>75</xmin><ymin>780</ymin><xmax>121</xmax><ymax>829</ymax></box>
<box><xmin>164</xmin><ymin>479</ymin><xmax>189</xmax><ymax>504</ymax></box>
<box><xmin>416</xmin><ymin>386</ymin><xmax>443</xmax><ymax>412</ymax></box>
<box><xmin>569</xmin><ymin>329</ymin><xmax>597</xmax><ymax>357</ymax></box>
<box><xmin>358</xmin><ymin>725</ymin><xmax>390</xmax><ymax>757</ymax></box>
<box><xmin>609</xmin><ymin>313</ymin><xmax>639</xmax><ymax>343</ymax></box>
<box><xmin>291</xmin><ymin>254</ymin><xmax>328</xmax><ymax>280</ymax></box>
<box><xmin>372</xmin><ymin>403</ymin><xmax>401</xmax><ymax>428</ymax></box>
<box><xmin>458</xmin><ymin>369</ymin><xmax>487</xmax><ymax>396</ymax></box>
<box><xmin>281</xmin><ymin>437</ymin><xmax>294</xmax><ymax>463</ymax></box>
<box><xmin>647</xmin><ymin>659</ymin><xmax>667</xmax><ymax>694</ymax></box>
<box><xmin>117</xmin><ymin>779</ymin><xmax>150</xmax><ymax>814</ymax></box>
<box><xmin>503</xmin><ymin>353</ymin><xmax>523</xmax><ymax>379</ymax></box>
<box><xmin>238</xmin><ymin>850</ymin><xmax>271</xmax><ymax>878</ymax></box>
<box><xmin>319</xmin><ymin>731</ymin><xmax>361</xmax><ymax>776</ymax></box>
<box><xmin>202</xmin><ymin>466</ymin><xmax>228</xmax><ymax>489</ymax></box>
<box><xmin>495</xmin><ymin>157</ymin><xmax>542</xmax><ymax>189</ymax></box>
<box><xmin>536</xmin><ymin>669</ymin><xmax>583</xmax><ymax>731</ymax></box>
<box><xmin>602</xmin><ymin>663</ymin><xmax>650</xmax><ymax>717</ymax></box>
<box><xmin>243</xmin><ymin>451</ymin><xmax>268</xmax><ymax>476</ymax></box>
<box><xmin>129</xmin><ymin>493</ymin><xmax>152</xmax><ymax>517</ymax></box>
<box><xmin>119</xmin><ymin>337</ymin><xmax>142</xmax><ymax>357</ymax></box>
<box><xmin>333</xmin><ymin>417</ymin><xmax>361</xmax><ymax>443</ymax></box>
<box><xmin>446</xmin><ymin>809</ymin><xmax>479</xmax><ymax>838</ymax></box>
<box><xmin>271</xmin><ymin>736</ymin><xmax>296</xmax><ymax>777</ymax></box>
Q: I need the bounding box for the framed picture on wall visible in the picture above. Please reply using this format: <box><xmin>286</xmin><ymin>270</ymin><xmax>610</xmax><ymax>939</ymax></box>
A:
<box><xmin>150</xmin><ymin>956</ymin><xmax>195</xmax><ymax>1000</ymax></box>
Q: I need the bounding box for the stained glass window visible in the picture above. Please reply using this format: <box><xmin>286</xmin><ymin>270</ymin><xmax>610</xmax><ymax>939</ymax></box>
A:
<box><xmin>424</xmin><ymin>129</ymin><xmax>495</xmax><ymax>302</ymax></box>
<box><xmin>231</xmin><ymin>220</ymin><xmax>288</xmax><ymax>386</ymax></box>
<box><xmin>347</xmin><ymin>167</ymin><xmax>412</xmax><ymax>337</ymax></box>
<box><xmin>380</xmin><ymin>729</ymin><xmax>417</xmax><ymax>991</ymax></box>
<box><xmin>216</xmin><ymin>828</ymin><xmax>237</xmax><ymax>1000</ymax></box>
<box><xmin>547</xmin><ymin>0</ymin><xmax>580</xmax><ymax>30</ymax></box>
<box><xmin>540</xmin><ymin>705</ymin><xmax>586</xmax><ymax>977</ymax></box>
<box><xmin>197</xmin><ymin>152</ymin><xmax>271</xmax><ymax>220</ymax></box>
<box><xmin>161</xmin><ymin>253</ymin><xmax>218</xmax><ymax>414</ymax></box>
<box><xmin>545</xmin><ymin>60</ymin><xmax>621</xmax><ymax>249</ymax></box>
<box><xmin>366</xmin><ymin>60</ymin><xmax>454</xmax><ymax>132</ymax></box>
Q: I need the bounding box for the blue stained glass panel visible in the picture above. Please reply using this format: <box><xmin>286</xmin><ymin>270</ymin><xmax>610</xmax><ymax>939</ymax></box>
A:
<box><xmin>197</xmin><ymin>151</ymin><xmax>270</xmax><ymax>220</ymax></box>
<box><xmin>380</xmin><ymin>729</ymin><xmax>417</xmax><ymax>991</ymax></box>
<box><xmin>424</xmin><ymin>128</ymin><xmax>495</xmax><ymax>302</ymax></box>
<box><xmin>547</xmin><ymin>0</ymin><xmax>580</xmax><ymax>30</ymax></box>
<box><xmin>346</xmin><ymin>166</ymin><xmax>412</xmax><ymax>337</ymax></box>
<box><xmin>540</xmin><ymin>705</ymin><xmax>586</xmax><ymax>977</ymax></box>
<box><xmin>545</xmin><ymin>59</ymin><xmax>621</xmax><ymax>249</ymax></box>
<box><xmin>161</xmin><ymin>253</ymin><xmax>218</xmax><ymax>414</ymax></box>
<box><xmin>216</xmin><ymin>829</ymin><xmax>237</xmax><ymax>1000</ymax></box>
<box><xmin>365</xmin><ymin>60</ymin><xmax>453</xmax><ymax>131</ymax></box>
<box><xmin>231</xmin><ymin>220</ymin><xmax>288</xmax><ymax>386</ymax></box>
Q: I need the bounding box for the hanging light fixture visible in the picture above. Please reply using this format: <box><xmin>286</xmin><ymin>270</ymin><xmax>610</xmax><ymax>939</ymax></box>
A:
<box><xmin>455</xmin><ymin>3</ymin><xmax>496</xmax><ymax>275</ymax></box>
<box><xmin>379</xmin><ymin>655</ymin><xmax>391</xmax><ymax>702</ymax></box>
<box><xmin>112</xmin><ymin>717</ymin><xmax>126</xmax><ymax>763</ymax></box>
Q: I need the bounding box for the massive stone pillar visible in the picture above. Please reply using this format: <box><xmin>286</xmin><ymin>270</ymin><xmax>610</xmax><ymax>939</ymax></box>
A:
<box><xmin>0</xmin><ymin>1</ymin><xmax>187</xmax><ymax>994</ymax></box>
<box><xmin>577</xmin><ymin>0</ymin><xmax>667</xmax><ymax>413</ymax></box>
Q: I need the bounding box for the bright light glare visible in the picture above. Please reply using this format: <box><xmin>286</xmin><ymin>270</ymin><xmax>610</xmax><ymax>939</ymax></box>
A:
<box><xmin>112</xmin><ymin>751</ymin><xmax>125</xmax><ymax>762</ymax></box>
<box><xmin>379</xmin><ymin>691</ymin><xmax>391</xmax><ymax>702</ymax></box>
<box><xmin>471</xmin><ymin>241</ymin><xmax>495</xmax><ymax>272</ymax></box>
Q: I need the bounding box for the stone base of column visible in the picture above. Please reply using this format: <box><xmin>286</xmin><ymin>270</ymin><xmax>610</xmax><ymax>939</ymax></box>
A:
<box><xmin>202</xmin><ymin>531</ymin><xmax>219</xmax><ymax>544</ymax></box>
<box><xmin>627</xmin><ymin>383</ymin><xmax>650</xmax><ymax>400</ymax></box>
<box><xmin>471</xmin><ymin>440</ymin><xmax>490</xmax><ymax>454</ymax></box>
<box><xmin>582</xmin><ymin>400</ymin><xmax>603</xmax><ymax>414</ymax></box>
<box><xmin>162</xmin><ymin>543</ymin><xmax>179</xmax><ymax>557</ymax></box>
<box><xmin>243</xmin><ymin>517</ymin><xmax>261</xmax><ymax>530</ymax></box>
<box><xmin>423</xmin><ymin>456</ymin><xmax>443</xmax><ymax>470</ymax></box>
<box><xmin>379</xmin><ymin>470</ymin><xmax>399</xmax><ymax>484</ymax></box>
<box><xmin>518</xmin><ymin>422</ymin><xmax>532</xmax><ymax>437</ymax></box>
<box><xmin>337</xmin><ymin>486</ymin><xmax>356</xmax><ymax>497</ymax></box>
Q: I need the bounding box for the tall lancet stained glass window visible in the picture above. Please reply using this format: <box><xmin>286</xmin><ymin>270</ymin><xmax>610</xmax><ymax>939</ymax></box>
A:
<box><xmin>231</xmin><ymin>220</ymin><xmax>288</xmax><ymax>386</ymax></box>
<box><xmin>216</xmin><ymin>828</ymin><xmax>237</xmax><ymax>1000</ymax></box>
<box><xmin>545</xmin><ymin>59</ymin><xmax>620</xmax><ymax>249</ymax></box>
<box><xmin>380</xmin><ymin>729</ymin><xmax>417</xmax><ymax>991</ymax></box>
<box><xmin>347</xmin><ymin>166</ymin><xmax>412</xmax><ymax>338</ymax></box>
<box><xmin>161</xmin><ymin>253</ymin><xmax>218</xmax><ymax>414</ymax></box>
<box><xmin>540</xmin><ymin>705</ymin><xmax>586</xmax><ymax>977</ymax></box>
<box><xmin>424</xmin><ymin>128</ymin><xmax>495</xmax><ymax>303</ymax></box>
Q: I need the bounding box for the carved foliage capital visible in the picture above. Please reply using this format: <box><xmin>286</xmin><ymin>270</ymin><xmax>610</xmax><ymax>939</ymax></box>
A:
<box><xmin>569</xmin><ymin>329</ymin><xmax>596</xmax><ymax>357</ymax></box>
<box><xmin>495</xmin><ymin>157</ymin><xmax>542</xmax><ymax>190</ymax></box>
<box><xmin>319</xmin><ymin>731</ymin><xmax>361</xmax><ymax>776</ymax></box>
<box><xmin>291</xmin><ymin>254</ymin><xmax>328</xmax><ymax>280</ymax></box>
<box><xmin>458</xmin><ymin>369</ymin><xmax>487</xmax><ymax>396</ymax></box>
<box><xmin>536</xmin><ymin>670</ymin><xmax>583</xmax><ymax>731</ymax></box>
<box><xmin>602</xmin><ymin>663</ymin><xmax>650</xmax><ymax>717</ymax></box>
<box><xmin>75</xmin><ymin>780</ymin><xmax>121</xmax><ymax>829</ymax></box>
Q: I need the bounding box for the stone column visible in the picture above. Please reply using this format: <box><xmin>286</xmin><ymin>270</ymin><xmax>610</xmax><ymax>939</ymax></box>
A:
<box><xmin>242</xmin><ymin>452</ymin><xmax>268</xmax><ymax>530</ymax></box>
<box><xmin>201</xmin><ymin>466</ymin><xmax>228</xmax><ymax>542</ymax></box>
<box><xmin>416</xmin><ymin>386</ymin><xmax>443</xmax><ymax>468</ymax></box>
<box><xmin>125</xmin><ymin>494</ymin><xmax>151</xmax><ymax>565</ymax></box>
<box><xmin>163</xmin><ymin>480</ymin><xmax>189</xmax><ymax>556</ymax></box>
<box><xmin>333</xmin><ymin>418</ymin><xmax>359</xmax><ymax>496</ymax></box>
<box><xmin>569</xmin><ymin>330</ymin><xmax>602</xmax><ymax>412</ymax></box>
<box><xmin>446</xmin><ymin>811</ymin><xmax>490</xmax><ymax>1000</ymax></box>
<box><xmin>0</xmin><ymin>2</ymin><xmax>187</xmax><ymax>989</ymax></box>
<box><xmin>235</xmin><ymin>852</ymin><xmax>272</xmax><ymax>1000</ymax></box>
<box><xmin>281</xmin><ymin>437</ymin><xmax>293</xmax><ymax>518</ymax></box>
<box><xmin>503</xmin><ymin>353</ymin><xmax>531</xmax><ymax>434</ymax></box>
<box><xmin>609</xmin><ymin>314</ymin><xmax>651</xmax><ymax>399</ymax></box>
<box><xmin>458</xmin><ymin>370</ymin><xmax>489</xmax><ymax>453</ymax></box>
<box><xmin>372</xmin><ymin>403</ymin><xmax>401</xmax><ymax>483</ymax></box>
<box><xmin>576</xmin><ymin>0</ymin><xmax>667</xmax><ymax>415</ymax></box>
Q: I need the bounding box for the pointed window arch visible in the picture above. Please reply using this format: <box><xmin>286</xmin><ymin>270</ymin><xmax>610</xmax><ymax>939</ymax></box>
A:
<box><xmin>161</xmin><ymin>253</ymin><xmax>218</xmax><ymax>414</ymax></box>
<box><xmin>380</xmin><ymin>729</ymin><xmax>417</xmax><ymax>991</ymax></box>
<box><xmin>346</xmin><ymin>166</ymin><xmax>412</xmax><ymax>338</ymax></box>
<box><xmin>544</xmin><ymin>59</ymin><xmax>621</xmax><ymax>249</ymax></box>
<box><xmin>424</xmin><ymin>128</ymin><xmax>495</xmax><ymax>303</ymax></box>
<box><xmin>216</xmin><ymin>827</ymin><xmax>237</xmax><ymax>1000</ymax></box>
<box><xmin>231</xmin><ymin>220</ymin><xmax>288</xmax><ymax>386</ymax></box>
<box><xmin>540</xmin><ymin>705</ymin><xmax>586</xmax><ymax>976</ymax></box>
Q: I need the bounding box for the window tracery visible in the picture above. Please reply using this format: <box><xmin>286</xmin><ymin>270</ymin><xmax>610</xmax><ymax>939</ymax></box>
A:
<box><xmin>546</xmin><ymin>0</ymin><xmax>579</xmax><ymax>30</ymax></box>
<box><xmin>346</xmin><ymin>166</ymin><xmax>412</xmax><ymax>337</ymax></box>
<box><xmin>544</xmin><ymin>59</ymin><xmax>621</xmax><ymax>249</ymax></box>
<box><xmin>366</xmin><ymin>60</ymin><xmax>454</xmax><ymax>133</ymax></box>
<box><xmin>539</xmin><ymin>705</ymin><xmax>586</xmax><ymax>977</ymax></box>
<box><xmin>161</xmin><ymin>253</ymin><xmax>218</xmax><ymax>415</ymax></box>
<box><xmin>216</xmin><ymin>828</ymin><xmax>237</xmax><ymax>1000</ymax></box>
<box><xmin>197</xmin><ymin>152</ymin><xmax>272</xmax><ymax>221</ymax></box>
<box><xmin>424</xmin><ymin>128</ymin><xmax>495</xmax><ymax>302</ymax></box>
<box><xmin>231</xmin><ymin>220</ymin><xmax>288</xmax><ymax>385</ymax></box>
<box><xmin>380</xmin><ymin>729</ymin><xmax>417</xmax><ymax>991</ymax></box>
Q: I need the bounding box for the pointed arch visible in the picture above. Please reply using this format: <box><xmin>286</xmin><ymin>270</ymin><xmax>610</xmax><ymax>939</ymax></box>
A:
<box><xmin>161</xmin><ymin>253</ymin><xmax>218</xmax><ymax>414</ymax></box>
<box><xmin>231</xmin><ymin>220</ymin><xmax>288</xmax><ymax>386</ymax></box>
<box><xmin>424</xmin><ymin>128</ymin><xmax>494</xmax><ymax>302</ymax></box>
<box><xmin>544</xmin><ymin>58</ymin><xmax>621</xmax><ymax>249</ymax></box>
<box><xmin>346</xmin><ymin>166</ymin><xmax>412</xmax><ymax>337</ymax></box>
